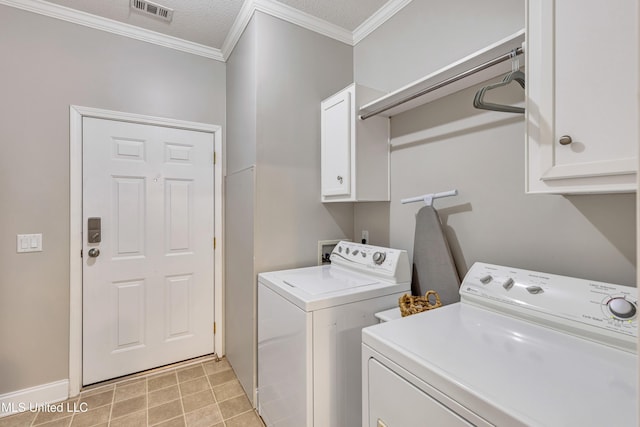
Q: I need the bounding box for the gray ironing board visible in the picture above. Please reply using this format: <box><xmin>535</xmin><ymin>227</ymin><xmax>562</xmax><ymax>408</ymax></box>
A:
<box><xmin>411</xmin><ymin>205</ymin><xmax>460</xmax><ymax>306</ymax></box>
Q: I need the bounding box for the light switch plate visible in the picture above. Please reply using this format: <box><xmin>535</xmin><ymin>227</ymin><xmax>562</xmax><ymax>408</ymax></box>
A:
<box><xmin>17</xmin><ymin>234</ymin><xmax>42</xmax><ymax>253</ymax></box>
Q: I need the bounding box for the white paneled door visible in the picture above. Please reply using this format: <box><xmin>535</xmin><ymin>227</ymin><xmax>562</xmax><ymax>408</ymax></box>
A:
<box><xmin>82</xmin><ymin>118</ymin><xmax>214</xmax><ymax>385</ymax></box>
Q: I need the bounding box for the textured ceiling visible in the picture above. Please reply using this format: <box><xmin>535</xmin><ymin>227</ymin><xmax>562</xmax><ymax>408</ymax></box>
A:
<box><xmin>45</xmin><ymin>0</ymin><xmax>244</xmax><ymax>48</ymax></box>
<box><xmin>43</xmin><ymin>0</ymin><xmax>390</xmax><ymax>49</ymax></box>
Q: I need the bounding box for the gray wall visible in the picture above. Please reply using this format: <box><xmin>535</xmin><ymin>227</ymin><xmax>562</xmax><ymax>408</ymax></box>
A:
<box><xmin>253</xmin><ymin>12</ymin><xmax>354</xmax><ymax>273</ymax></box>
<box><xmin>0</xmin><ymin>5</ymin><xmax>226</xmax><ymax>394</ymax></box>
<box><xmin>226</xmin><ymin>16</ymin><xmax>258</xmax><ymax>174</ymax></box>
<box><xmin>355</xmin><ymin>0</ymin><xmax>524</xmax><ymax>93</ymax></box>
<box><xmin>224</xmin><ymin>12</ymin><xmax>354</xmax><ymax>402</ymax></box>
<box><xmin>225</xmin><ymin>16</ymin><xmax>258</xmax><ymax>405</ymax></box>
<box><xmin>354</xmin><ymin>0</ymin><xmax>636</xmax><ymax>285</ymax></box>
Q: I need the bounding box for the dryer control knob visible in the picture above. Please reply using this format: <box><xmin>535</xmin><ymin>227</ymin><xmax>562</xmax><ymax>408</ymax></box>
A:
<box><xmin>608</xmin><ymin>298</ymin><xmax>637</xmax><ymax>319</ymax></box>
<box><xmin>372</xmin><ymin>252</ymin><xmax>386</xmax><ymax>265</ymax></box>
<box><xmin>480</xmin><ymin>275</ymin><xmax>493</xmax><ymax>284</ymax></box>
<box><xmin>526</xmin><ymin>286</ymin><xmax>544</xmax><ymax>294</ymax></box>
<box><xmin>503</xmin><ymin>278</ymin><xmax>514</xmax><ymax>290</ymax></box>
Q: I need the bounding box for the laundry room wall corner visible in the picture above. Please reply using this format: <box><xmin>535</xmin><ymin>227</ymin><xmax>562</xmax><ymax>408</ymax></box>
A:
<box><xmin>224</xmin><ymin>11</ymin><xmax>354</xmax><ymax>406</ymax></box>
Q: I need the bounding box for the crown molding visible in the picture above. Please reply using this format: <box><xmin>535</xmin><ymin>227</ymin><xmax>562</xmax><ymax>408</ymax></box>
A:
<box><xmin>353</xmin><ymin>0</ymin><xmax>413</xmax><ymax>45</ymax></box>
<box><xmin>254</xmin><ymin>0</ymin><xmax>353</xmax><ymax>45</ymax></box>
<box><xmin>0</xmin><ymin>0</ymin><xmax>225</xmax><ymax>61</ymax></box>
<box><xmin>221</xmin><ymin>0</ymin><xmax>353</xmax><ymax>60</ymax></box>
<box><xmin>2</xmin><ymin>0</ymin><xmax>413</xmax><ymax>62</ymax></box>
<box><xmin>220</xmin><ymin>0</ymin><xmax>256</xmax><ymax>60</ymax></box>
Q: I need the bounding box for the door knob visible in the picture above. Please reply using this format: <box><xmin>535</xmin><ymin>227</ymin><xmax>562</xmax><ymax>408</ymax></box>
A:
<box><xmin>88</xmin><ymin>248</ymin><xmax>100</xmax><ymax>258</ymax></box>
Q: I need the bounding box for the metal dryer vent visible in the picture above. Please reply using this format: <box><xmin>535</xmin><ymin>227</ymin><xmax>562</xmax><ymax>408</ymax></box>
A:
<box><xmin>130</xmin><ymin>0</ymin><xmax>174</xmax><ymax>22</ymax></box>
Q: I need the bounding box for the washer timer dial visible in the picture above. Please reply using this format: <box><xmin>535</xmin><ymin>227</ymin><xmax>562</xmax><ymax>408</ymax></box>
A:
<box><xmin>607</xmin><ymin>297</ymin><xmax>637</xmax><ymax>320</ymax></box>
<box><xmin>372</xmin><ymin>252</ymin><xmax>386</xmax><ymax>265</ymax></box>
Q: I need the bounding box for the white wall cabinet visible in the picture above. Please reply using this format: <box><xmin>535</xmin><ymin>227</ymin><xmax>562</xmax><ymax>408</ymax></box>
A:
<box><xmin>526</xmin><ymin>0</ymin><xmax>638</xmax><ymax>194</ymax></box>
<box><xmin>321</xmin><ymin>84</ymin><xmax>390</xmax><ymax>202</ymax></box>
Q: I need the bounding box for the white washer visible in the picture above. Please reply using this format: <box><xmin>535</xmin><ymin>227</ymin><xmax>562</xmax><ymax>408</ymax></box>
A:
<box><xmin>362</xmin><ymin>262</ymin><xmax>638</xmax><ymax>427</ymax></box>
<box><xmin>258</xmin><ymin>241</ymin><xmax>410</xmax><ymax>427</ymax></box>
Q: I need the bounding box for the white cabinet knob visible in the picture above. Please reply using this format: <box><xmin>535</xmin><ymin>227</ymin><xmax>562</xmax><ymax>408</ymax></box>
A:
<box><xmin>559</xmin><ymin>135</ymin><xmax>573</xmax><ymax>145</ymax></box>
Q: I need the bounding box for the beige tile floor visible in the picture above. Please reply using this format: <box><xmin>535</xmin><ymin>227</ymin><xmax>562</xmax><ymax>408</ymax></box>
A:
<box><xmin>0</xmin><ymin>356</ymin><xmax>265</xmax><ymax>427</ymax></box>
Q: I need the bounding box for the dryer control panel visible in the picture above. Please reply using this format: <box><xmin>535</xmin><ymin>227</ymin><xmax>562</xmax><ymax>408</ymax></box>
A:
<box><xmin>460</xmin><ymin>262</ymin><xmax>638</xmax><ymax>352</ymax></box>
<box><xmin>330</xmin><ymin>241</ymin><xmax>411</xmax><ymax>284</ymax></box>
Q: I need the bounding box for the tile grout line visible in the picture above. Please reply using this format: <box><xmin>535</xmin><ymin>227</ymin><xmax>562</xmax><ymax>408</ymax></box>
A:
<box><xmin>107</xmin><ymin>384</ymin><xmax>116</xmax><ymax>427</ymax></box>
<box><xmin>202</xmin><ymin>361</ymin><xmax>224</xmax><ymax>427</ymax></box>
<box><xmin>145</xmin><ymin>376</ymin><xmax>149</xmax><ymax>427</ymax></box>
<box><xmin>29</xmin><ymin>404</ymin><xmax>36</xmax><ymax>426</ymax></box>
<box><xmin>147</xmin><ymin>370</ymin><xmax>179</xmax><ymax>427</ymax></box>
<box><xmin>175</xmin><ymin>370</ymin><xmax>187</xmax><ymax>427</ymax></box>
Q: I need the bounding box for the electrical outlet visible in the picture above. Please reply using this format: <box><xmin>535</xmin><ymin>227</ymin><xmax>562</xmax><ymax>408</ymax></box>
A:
<box><xmin>361</xmin><ymin>230</ymin><xmax>369</xmax><ymax>244</ymax></box>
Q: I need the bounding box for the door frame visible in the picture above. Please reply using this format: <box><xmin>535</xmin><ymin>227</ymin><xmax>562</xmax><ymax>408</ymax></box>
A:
<box><xmin>68</xmin><ymin>105</ymin><xmax>224</xmax><ymax>396</ymax></box>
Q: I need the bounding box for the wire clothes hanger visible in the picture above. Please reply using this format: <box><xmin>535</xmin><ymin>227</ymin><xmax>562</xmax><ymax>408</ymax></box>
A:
<box><xmin>473</xmin><ymin>49</ymin><xmax>525</xmax><ymax>114</ymax></box>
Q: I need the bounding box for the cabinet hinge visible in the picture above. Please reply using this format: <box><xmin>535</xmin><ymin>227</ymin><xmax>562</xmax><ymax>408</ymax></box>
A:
<box><xmin>213</xmin><ymin>322</ymin><xmax>217</xmax><ymax>334</ymax></box>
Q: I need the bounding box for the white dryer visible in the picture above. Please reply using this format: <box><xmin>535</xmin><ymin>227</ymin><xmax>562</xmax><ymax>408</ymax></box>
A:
<box><xmin>258</xmin><ymin>241</ymin><xmax>410</xmax><ymax>427</ymax></box>
<box><xmin>362</xmin><ymin>262</ymin><xmax>638</xmax><ymax>426</ymax></box>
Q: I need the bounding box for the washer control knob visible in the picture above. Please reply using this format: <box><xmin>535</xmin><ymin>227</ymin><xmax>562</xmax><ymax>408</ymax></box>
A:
<box><xmin>480</xmin><ymin>275</ymin><xmax>493</xmax><ymax>284</ymax></box>
<box><xmin>346</xmin><ymin>247</ymin><xmax>350</xmax><ymax>255</ymax></box>
<box><xmin>352</xmin><ymin>249</ymin><xmax>359</xmax><ymax>256</ymax></box>
<box><xmin>526</xmin><ymin>286</ymin><xmax>544</xmax><ymax>294</ymax></box>
<box><xmin>338</xmin><ymin>246</ymin><xmax>343</xmax><ymax>253</ymax></box>
<box><xmin>608</xmin><ymin>298</ymin><xmax>637</xmax><ymax>319</ymax></box>
<box><xmin>372</xmin><ymin>252</ymin><xmax>386</xmax><ymax>265</ymax></box>
<box><xmin>502</xmin><ymin>278</ymin><xmax>514</xmax><ymax>290</ymax></box>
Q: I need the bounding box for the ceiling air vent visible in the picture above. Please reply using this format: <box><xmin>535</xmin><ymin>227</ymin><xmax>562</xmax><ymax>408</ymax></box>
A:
<box><xmin>130</xmin><ymin>0</ymin><xmax>174</xmax><ymax>22</ymax></box>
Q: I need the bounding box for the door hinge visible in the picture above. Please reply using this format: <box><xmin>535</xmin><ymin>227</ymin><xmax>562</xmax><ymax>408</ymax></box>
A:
<box><xmin>213</xmin><ymin>152</ymin><xmax>217</xmax><ymax>165</ymax></box>
<box><xmin>213</xmin><ymin>237</ymin><xmax>216</xmax><ymax>250</ymax></box>
<box><xmin>213</xmin><ymin>322</ymin><xmax>217</xmax><ymax>334</ymax></box>
<box><xmin>80</xmin><ymin>249</ymin><xmax>83</xmax><ymax>258</ymax></box>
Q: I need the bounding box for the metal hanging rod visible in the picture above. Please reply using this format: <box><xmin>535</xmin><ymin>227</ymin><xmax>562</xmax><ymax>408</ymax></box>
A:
<box><xmin>359</xmin><ymin>47</ymin><xmax>524</xmax><ymax>121</ymax></box>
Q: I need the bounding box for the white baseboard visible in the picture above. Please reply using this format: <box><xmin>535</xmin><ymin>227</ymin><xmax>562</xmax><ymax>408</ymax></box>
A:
<box><xmin>0</xmin><ymin>380</ymin><xmax>69</xmax><ymax>417</ymax></box>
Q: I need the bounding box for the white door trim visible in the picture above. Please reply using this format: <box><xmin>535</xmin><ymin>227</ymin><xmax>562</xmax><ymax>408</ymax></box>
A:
<box><xmin>69</xmin><ymin>105</ymin><xmax>224</xmax><ymax>397</ymax></box>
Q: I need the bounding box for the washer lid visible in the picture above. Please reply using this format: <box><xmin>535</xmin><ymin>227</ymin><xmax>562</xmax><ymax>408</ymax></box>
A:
<box><xmin>279</xmin><ymin>267</ymin><xmax>379</xmax><ymax>295</ymax></box>
<box><xmin>259</xmin><ymin>265</ymin><xmax>409</xmax><ymax>311</ymax></box>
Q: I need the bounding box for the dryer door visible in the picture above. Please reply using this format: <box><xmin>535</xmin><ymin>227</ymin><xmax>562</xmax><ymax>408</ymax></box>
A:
<box><xmin>367</xmin><ymin>358</ymin><xmax>473</xmax><ymax>427</ymax></box>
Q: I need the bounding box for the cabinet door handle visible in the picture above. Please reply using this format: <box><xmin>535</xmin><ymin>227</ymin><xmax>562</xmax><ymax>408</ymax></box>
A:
<box><xmin>337</xmin><ymin>175</ymin><xmax>343</xmax><ymax>184</ymax></box>
<box><xmin>559</xmin><ymin>135</ymin><xmax>573</xmax><ymax>145</ymax></box>
<box><xmin>377</xmin><ymin>420</ymin><xmax>388</xmax><ymax>427</ymax></box>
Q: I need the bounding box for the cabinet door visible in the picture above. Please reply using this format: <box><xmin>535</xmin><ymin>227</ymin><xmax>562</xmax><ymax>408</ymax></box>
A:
<box><xmin>526</xmin><ymin>0</ymin><xmax>638</xmax><ymax>193</ymax></box>
<box><xmin>321</xmin><ymin>89</ymin><xmax>352</xmax><ymax>198</ymax></box>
